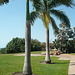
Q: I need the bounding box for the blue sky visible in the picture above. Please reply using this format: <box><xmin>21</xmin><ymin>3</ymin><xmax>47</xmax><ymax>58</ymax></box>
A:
<box><xmin>0</xmin><ymin>0</ymin><xmax>75</xmax><ymax>48</ymax></box>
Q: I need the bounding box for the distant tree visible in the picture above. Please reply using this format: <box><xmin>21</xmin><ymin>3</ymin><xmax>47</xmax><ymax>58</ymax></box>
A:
<box><xmin>6</xmin><ymin>37</ymin><xmax>25</xmax><ymax>53</ymax></box>
<box><xmin>1</xmin><ymin>38</ymin><xmax>43</xmax><ymax>54</ymax></box>
<box><xmin>53</xmin><ymin>23</ymin><xmax>75</xmax><ymax>53</ymax></box>
<box><xmin>41</xmin><ymin>42</ymin><xmax>46</xmax><ymax>51</ymax></box>
<box><xmin>31</xmin><ymin>39</ymin><xmax>41</xmax><ymax>51</ymax></box>
<box><xmin>0</xmin><ymin>48</ymin><xmax>6</xmax><ymax>54</ymax></box>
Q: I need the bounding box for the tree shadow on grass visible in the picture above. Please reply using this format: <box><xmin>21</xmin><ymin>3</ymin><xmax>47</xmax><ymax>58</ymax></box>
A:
<box><xmin>12</xmin><ymin>72</ymin><xmax>37</xmax><ymax>75</ymax></box>
<box><xmin>54</xmin><ymin>62</ymin><xmax>69</xmax><ymax>64</ymax></box>
<box><xmin>40</xmin><ymin>61</ymin><xmax>69</xmax><ymax>65</ymax></box>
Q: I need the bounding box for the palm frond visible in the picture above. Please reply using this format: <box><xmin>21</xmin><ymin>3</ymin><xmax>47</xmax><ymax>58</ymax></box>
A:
<box><xmin>0</xmin><ymin>0</ymin><xmax>9</xmax><ymax>5</ymax></box>
<box><xmin>50</xmin><ymin>16</ymin><xmax>59</xmax><ymax>35</ymax></box>
<box><xmin>48</xmin><ymin>0</ymin><xmax>75</xmax><ymax>9</ymax></box>
<box><xmin>50</xmin><ymin>9</ymin><xmax>70</xmax><ymax>28</ymax></box>
<box><xmin>30</xmin><ymin>0</ymin><xmax>43</xmax><ymax>11</ymax></box>
<box><xmin>30</xmin><ymin>11</ymin><xmax>38</xmax><ymax>25</ymax></box>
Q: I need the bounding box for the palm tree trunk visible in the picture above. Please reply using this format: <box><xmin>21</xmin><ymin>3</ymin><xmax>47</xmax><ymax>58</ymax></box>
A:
<box><xmin>45</xmin><ymin>29</ymin><xmax>51</xmax><ymax>63</ymax></box>
<box><xmin>23</xmin><ymin>0</ymin><xmax>32</xmax><ymax>75</ymax></box>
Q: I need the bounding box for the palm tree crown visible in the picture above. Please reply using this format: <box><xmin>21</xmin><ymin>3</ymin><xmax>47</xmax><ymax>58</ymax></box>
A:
<box><xmin>30</xmin><ymin>0</ymin><xmax>75</xmax><ymax>32</ymax></box>
<box><xmin>0</xmin><ymin>0</ymin><xmax>9</xmax><ymax>5</ymax></box>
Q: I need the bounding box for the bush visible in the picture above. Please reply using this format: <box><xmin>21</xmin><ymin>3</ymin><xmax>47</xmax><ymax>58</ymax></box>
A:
<box><xmin>53</xmin><ymin>39</ymin><xmax>75</xmax><ymax>53</ymax></box>
<box><xmin>6</xmin><ymin>37</ymin><xmax>25</xmax><ymax>53</ymax></box>
<box><xmin>68</xmin><ymin>40</ymin><xmax>75</xmax><ymax>53</ymax></box>
<box><xmin>0</xmin><ymin>48</ymin><xmax>7</xmax><ymax>54</ymax></box>
<box><xmin>1</xmin><ymin>37</ymin><xmax>46</xmax><ymax>54</ymax></box>
<box><xmin>31</xmin><ymin>39</ymin><xmax>42</xmax><ymax>51</ymax></box>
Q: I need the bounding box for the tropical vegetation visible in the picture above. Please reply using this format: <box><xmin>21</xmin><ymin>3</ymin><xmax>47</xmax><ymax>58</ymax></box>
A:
<box><xmin>30</xmin><ymin>0</ymin><xmax>75</xmax><ymax>63</ymax></box>
<box><xmin>53</xmin><ymin>23</ymin><xmax>75</xmax><ymax>53</ymax></box>
<box><xmin>0</xmin><ymin>0</ymin><xmax>75</xmax><ymax>75</ymax></box>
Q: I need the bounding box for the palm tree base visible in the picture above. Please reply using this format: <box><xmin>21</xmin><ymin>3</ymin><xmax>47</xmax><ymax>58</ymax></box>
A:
<box><xmin>45</xmin><ymin>60</ymin><xmax>51</xmax><ymax>64</ymax></box>
<box><xmin>40</xmin><ymin>60</ymin><xmax>52</xmax><ymax>64</ymax></box>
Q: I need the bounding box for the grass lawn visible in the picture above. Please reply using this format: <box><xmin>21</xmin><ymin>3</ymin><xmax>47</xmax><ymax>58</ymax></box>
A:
<box><xmin>31</xmin><ymin>51</ymin><xmax>46</xmax><ymax>54</ymax></box>
<box><xmin>0</xmin><ymin>54</ymin><xmax>69</xmax><ymax>75</ymax></box>
<box><xmin>31</xmin><ymin>50</ymin><xmax>54</xmax><ymax>54</ymax></box>
<box><xmin>70</xmin><ymin>53</ymin><xmax>75</xmax><ymax>55</ymax></box>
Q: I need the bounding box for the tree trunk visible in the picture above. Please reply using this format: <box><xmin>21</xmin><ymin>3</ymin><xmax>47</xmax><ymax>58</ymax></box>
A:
<box><xmin>23</xmin><ymin>0</ymin><xmax>32</xmax><ymax>75</ymax></box>
<box><xmin>45</xmin><ymin>29</ymin><xmax>51</xmax><ymax>63</ymax></box>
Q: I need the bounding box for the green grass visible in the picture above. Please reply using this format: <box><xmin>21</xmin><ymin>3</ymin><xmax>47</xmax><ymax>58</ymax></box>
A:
<box><xmin>31</xmin><ymin>50</ymin><xmax>54</xmax><ymax>54</ymax></box>
<box><xmin>31</xmin><ymin>51</ymin><xmax>46</xmax><ymax>54</ymax></box>
<box><xmin>70</xmin><ymin>53</ymin><xmax>75</xmax><ymax>55</ymax></box>
<box><xmin>0</xmin><ymin>54</ymin><xmax>69</xmax><ymax>75</ymax></box>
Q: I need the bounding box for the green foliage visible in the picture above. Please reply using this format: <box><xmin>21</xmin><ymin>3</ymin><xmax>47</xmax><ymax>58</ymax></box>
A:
<box><xmin>0</xmin><ymin>0</ymin><xmax>9</xmax><ymax>5</ymax></box>
<box><xmin>0</xmin><ymin>37</ymin><xmax>45</xmax><ymax>54</ymax></box>
<box><xmin>0</xmin><ymin>54</ymin><xmax>69</xmax><ymax>75</ymax></box>
<box><xmin>31</xmin><ymin>39</ymin><xmax>42</xmax><ymax>51</ymax></box>
<box><xmin>0</xmin><ymin>48</ymin><xmax>7</xmax><ymax>54</ymax></box>
<box><xmin>49</xmin><ymin>0</ymin><xmax>75</xmax><ymax>9</ymax></box>
<box><xmin>53</xmin><ymin>39</ymin><xmax>75</xmax><ymax>53</ymax></box>
<box><xmin>6</xmin><ymin>37</ymin><xmax>25</xmax><ymax>53</ymax></box>
<box><xmin>50</xmin><ymin>16</ymin><xmax>59</xmax><ymax>34</ymax></box>
<box><xmin>50</xmin><ymin>10</ymin><xmax>70</xmax><ymax>27</ymax></box>
<box><xmin>30</xmin><ymin>11</ymin><xmax>38</xmax><ymax>25</ymax></box>
<box><xmin>53</xmin><ymin>23</ymin><xmax>75</xmax><ymax>53</ymax></box>
<box><xmin>30</xmin><ymin>0</ymin><xmax>75</xmax><ymax>36</ymax></box>
<box><xmin>41</xmin><ymin>42</ymin><xmax>46</xmax><ymax>50</ymax></box>
<box><xmin>68</xmin><ymin>40</ymin><xmax>75</xmax><ymax>53</ymax></box>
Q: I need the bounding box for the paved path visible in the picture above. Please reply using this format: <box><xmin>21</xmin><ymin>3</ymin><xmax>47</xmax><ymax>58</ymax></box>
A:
<box><xmin>68</xmin><ymin>55</ymin><xmax>75</xmax><ymax>75</ymax></box>
<box><xmin>14</xmin><ymin>53</ymin><xmax>75</xmax><ymax>75</ymax></box>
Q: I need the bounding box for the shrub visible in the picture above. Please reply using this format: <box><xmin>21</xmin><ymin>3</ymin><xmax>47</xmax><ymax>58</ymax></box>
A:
<box><xmin>0</xmin><ymin>48</ymin><xmax>7</xmax><ymax>54</ymax></box>
<box><xmin>6</xmin><ymin>37</ymin><xmax>25</xmax><ymax>53</ymax></box>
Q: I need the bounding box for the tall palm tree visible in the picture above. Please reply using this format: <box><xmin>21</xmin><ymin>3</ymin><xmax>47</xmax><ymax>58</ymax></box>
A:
<box><xmin>30</xmin><ymin>0</ymin><xmax>75</xmax><ymax>63</ymax></box>
<box><xmin>23</xmin><ymin>0</ymin><xmax>41</xmax><ymax>75</ymax></box>
<box><xmin>23</xmin><ymin>0</ymin><xmax>32</xmax><ymax>74</ymax></box>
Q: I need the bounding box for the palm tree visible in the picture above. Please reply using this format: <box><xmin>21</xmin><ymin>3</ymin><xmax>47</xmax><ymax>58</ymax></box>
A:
<box><xmin>30</xmin><ymin>0</ymin><xmax>75</xmax><ymax>63</ymax></box>
<box><xmin>23</xmin><ymin>0</ymin><xmax>32</xmax><ymax>74</ymax></box>
<box><xmin>23</xmin><ymin>0</ymin><xmax>41</xmax><ymax>75</ymax></box>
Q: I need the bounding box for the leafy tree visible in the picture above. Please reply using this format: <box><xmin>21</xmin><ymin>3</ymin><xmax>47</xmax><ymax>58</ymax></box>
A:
<box><xmin>31</xmin><ymin>39</ymin><xmax>41</xmax><ymax>51</ymax></box>
<box><xmin>41</xmin><ymin>42</ymin><xmax>46</xmax><ymax>50</ymax></box>
<box><xmin>54</xmin><ymin>23</ymin><xmax>75</xmax><ymax>53</ymax></box>
<box><xmin>0</xmin><ymin>48</ymin><xmax>6</xmax><ymax>54</ymax></box>
<box><xmin>6</xmin><ymin>37</ymin><xmax>25</xmax><ymax>53</ymax></box>
<box><xmin>1</xmin><ymin>38</ymin><xmax>43</xmax><ymax>54</ymax></box>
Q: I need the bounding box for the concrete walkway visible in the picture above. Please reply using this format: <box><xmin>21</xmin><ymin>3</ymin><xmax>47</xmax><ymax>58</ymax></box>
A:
<box><xmin>14</xmin><ymin>53</ymin><xmax>75</xmax><ymax>75</ymax></box>
<box><xmin>68</xmin><ymin>55</ymin><xmax>75</xmax><ymax>75</ymax></box>
<box><xmin>56</xmin><ymin>54</ymin><xmax>75</xmax><ymax>75</ymax></box>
